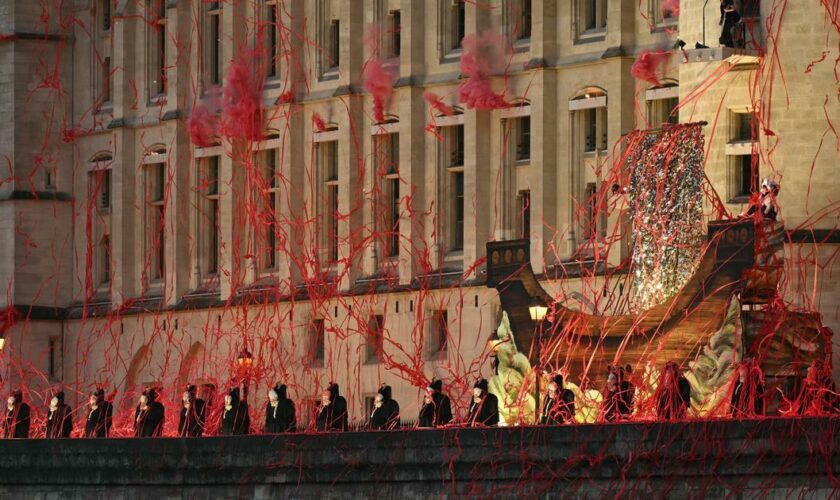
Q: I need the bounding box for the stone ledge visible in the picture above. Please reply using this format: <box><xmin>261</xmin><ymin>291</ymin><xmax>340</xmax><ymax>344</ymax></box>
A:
<box><xmin>0</xmin><ymin>418</ymin><xmax>838</xmax><ymax>498</ymax></box>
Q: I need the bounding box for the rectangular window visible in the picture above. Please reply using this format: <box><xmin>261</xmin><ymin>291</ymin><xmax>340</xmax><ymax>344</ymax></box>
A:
<box><xmin>101</xmin><ymin>235</ymin><xmax>111</xmax><ymax>284</ymax></box>
<box><xmin>150</xmin><ymin>3</ymin><xmax>167</xmax><ymax>97</ymax></box>
<box><xmin>453</xmin><ymin>1</ymin><xmax>465</xmax><ymax>51</ymax></box>
<box><xmin>449</xmin><ymin>125</ymin><xmax>464</xmax><ymax>167</ymax></box>
<box><xmin>329</xmin><ymin>19</ymin><xmax>340</xmax><ymax>70</ymax></box>
<box><xmin>265</xmin><ymin>3</ymin><xmax>279</xmax><ymax>78</ymax></box>
<box><xmin>200</xmin><ymin>157</ymin><xmax>221</xmax><ymax>275</ymax></box>
<box><xmin>205</xmin><ymin>3</ymin><xmax>222</xmax><ymax>87</ymax></box>
<box><xmin>734</xmin><ymin>112</ymin><xmax>756</xmax><ymax>142</ymax></box>
<box><xmin>731</xmin><ymin>154</ymin><xmax>758</xmax><ymax>200</ymax></box>
<box><xmin>649</xmin><ymin>96</ymin><xmax>679</xmax><ymax>125</ymax></box>
<box><xmin>365</xmin><ymin>314</ymin><xmax>384</xmax><ymax>363</ymax></box>
<box><xmin>452</xmin><ymin>171</ymin><xmax>464</xmax><ymax>251</ymax></box>
<box><xmin>584</xmin><ymin>182</ymin><xmax>597</xmax><ymax>239</ymax></box>
<box><xmin>102</xmin><ymin>57</ymin><xmax>111</xmax><ymax>104</ymax></box>
<box><xmin>578</xmin><ymin>0</ymin><xmax>607</xmax><ymax>34</ymax></box>
<box><xmin>387</xmin><ymin>177</ymin><xmax>400</xmax><ymax>258</ymax></box>
<box><xmin>427</xmin><ymin>310</ymin><xmax>449</xmax><ymax>359</ymax></box>
<box><xmin>100</xmin><ymin>169</ymin><xmax>111</xmax><ymax>209</ymax></box>
<box><xmin>584</xmin><ymin>109</ymin><xmax>597</xmax><ymax>152</ymax></box>
<box><xmin>517</xmin><ymin>190</ymin><xmax>530</xmax><ymax>239</ymax></box>
<box><xmin>516</xmin><ymin>116</ymin><xmax>531</xmax><ymax>161</ymax></box>
<box><xmin>389</xmin><ymin>10</ymin><xmax>401</xmax><ymax>58</ymax></box>
<box><xmin>518</xmin><ymin>0</ymin><xmax>532</xmax><ymax>40</ymax></box>
<box><xmin>102</xmin><ymin>0</ymin><xmax>111</xmax><ymax>33</ymax></box>
<box><xmin>375</xmin><ymin>133</ymin><xmax>400</xmax><ymax>259</ymax></box>
<box><xmin>583</xmin><ymin>107</ymin><xmax>607</xmax><ymax>152</ymax></box>
<box><xmin>147</xmin><ymin>163</ymin><xmax>166</xmax><ymax>282</ymax></box>
<box><xmin>48</xmin><ymin>338</ymin><xmax>57</xmax><ymax>380</ymax></box>
<box><xmin>45</xmin><ymin>168</ymin><xmax>56</xmax><ymax>190</ymax></box>
<box><xmin>260</xmin><ymin>149</ymin><xmax>278</xmax><ymax>271</ymax></box>
<box><xmin>319</xmin><ymin>141</ymin><xmax>339</xmax><ymax>264</ymax></box>
<box><xmin>309</xmin><ymin>319</ymin><xmax>326</xmax><ymax>365</ymax></box>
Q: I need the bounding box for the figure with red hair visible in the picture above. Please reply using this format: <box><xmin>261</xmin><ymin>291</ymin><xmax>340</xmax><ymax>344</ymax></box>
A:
<box><xmin>730</xmin><ymin>358</ymin><xmax>765</xmax><ymax>418</ymax></box>
<box><xmin>656</xmin><ymin>362</ymin><xmax>691</xmax><ymax>420</ymax></box>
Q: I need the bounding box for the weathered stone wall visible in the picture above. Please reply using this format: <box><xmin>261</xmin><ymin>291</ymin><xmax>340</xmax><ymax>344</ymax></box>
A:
<box><xmin>0</xmin><ymin>418</ymin><xmax>838</xmax><ymax>499</ymax></box>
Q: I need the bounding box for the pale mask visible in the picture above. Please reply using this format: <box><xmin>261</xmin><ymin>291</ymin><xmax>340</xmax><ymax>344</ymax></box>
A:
<box><xmin>6</xmin><ymin>396</ymin><xmax>14</xmax><ymax>411</ymax></box>
<box><xmin>268</xmin><ymin>390</ymin><xmax>279</xmax><ymax>404</ymax></box>
<box><xmin>607</xmin><ymin>373</ymin><xmax>617</xmax><ymax>391</ymax></box>
<box><xmin>473</xmin><ymin>388</ymin><xmax>483</xmax><ymax>398</ymax></box>
<box><xmin>89</xmin><ymin>395</ymin><xmax>98</xmax><ymax>408</ymax></box>
<box><xmin>224</xmin><ymin>395</ymin><xmax>233</xmax><ymax>408</ymax></box>
<box><xmin>548</xmin><ymin>382</ymin><xmax>559</xmax><ymax>396</ymax></box>
<box><xmin>375</xmin><ymin>394</ymin><xmax>383</xmax><ymax>409</ymax></box>
<box><xmin>139</xmin><ymin>394</ymin><xmax>149</xmax><ymax>407</ymax></box>
<box><xmin>321</xmin><ymin>393</ymin><xmax>331</xmax><ymax>406</ymax></box>
<box><xmin>50</xmin><ymin>397</ymin><xmax>59</xmax><ymax>411</ymax></box>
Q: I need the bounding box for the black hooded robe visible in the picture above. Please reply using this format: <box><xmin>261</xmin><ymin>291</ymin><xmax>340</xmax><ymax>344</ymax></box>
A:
<box><xmin>540</xmin><ymin>389</ymin><xmax>575</xmax><ymax>425</ymax></box>
<box><xmin>85</xmin><ymin>402</ymin><xmax>113</xmax><ymax>438</ymax></box>
<box><xmin>134</xmin><ymin>391</ymin><xmax>165</xmax><ymax>437</ymax></box>
<box><xmin>315</xmin><ymin>383</ymin><xmax>348</xmax><ymax>432</ymax></box>
<box><xmin>264</xmin><ymin>385</ymin><xmax>296</xmax><ymax>433</ymax></box>
<box><xmin>369</xmin><ymin>385</ymin><xmax>400</xmax><ymax>430</ymax></box>
<box><xmin>178</xmin><ymin>398</ymin><xmax>207</xmax><ymax>437</ymax></box>
<box><xmin>418</xmin><ymin>380</ymin><xmax>453</xmax><ymax>428</ymax></box>
<box><xmin>45</xmin><ymin>393</ymin><xmax>73</xmax><ymax>438</ymax></box>
<box><xmin>219</xmin><ymin>388</ymin><xmax>250</xmax><ymax>436</ymax></box>
<box><xmin>468</xmin><ymin>380</ymin><xmax>499</xmax><ymax>427</ymax></box>
<box><xmin>4</xmin><ymin>395</ymin><xmax>30</xmax><ymax>439</ymax></box>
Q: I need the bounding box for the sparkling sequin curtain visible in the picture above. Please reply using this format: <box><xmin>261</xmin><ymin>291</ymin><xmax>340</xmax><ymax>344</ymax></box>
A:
<box><xmin>627</xmin><ymin>124</ymin><xmax>706</xmax><ymax>312</ymax></box>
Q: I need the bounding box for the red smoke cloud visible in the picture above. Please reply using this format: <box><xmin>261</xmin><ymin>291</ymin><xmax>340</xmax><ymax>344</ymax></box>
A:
<box><xmin>363</xmin><ymin>59</ymin><xmax>397</xmax><ymax>123</ymax></box>
<box><xmin>631</xmin><ymin>50</ymin><xmax>672</xmax><ymax>86</ymax></box>
<box><xmin>458</xmin><ymin>31</ymin><xmax>509</xmax><ymax>110</ymax></box>
<box><xmin>423</xmin><ymin>92</ymin><xmax>455</xmax><ymax>116</ymax></box>
<box><xmin>221</xmin><ymin>50</ymin><xmax>265</xmax><ymax>142</ymax></box>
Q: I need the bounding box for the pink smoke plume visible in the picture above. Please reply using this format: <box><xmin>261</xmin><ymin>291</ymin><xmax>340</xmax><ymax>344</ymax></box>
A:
<box><xmin>631</xmin><ymin>50</ymin><xmax>672</xmax><ymax>86</ymax></box>
<box><xmin>423</xmin><ymin>92</ymin><xmax>455</xmax><ymax>116</ymax></box>
<box><xmin>221</xmin><ymin>50</ymin><xmax>265</xmax><ymax>142</ymax></box>
<box><xmin>363</xmin><ymin>59</ymin><xmax>397</xmax><ymax>123</ymax></box>
<box><xmin>661</xmin><ymin>0</ymin><xmax>680</xmax><ymax>18</ymax></box>
<box><xmin>458</xmin><ymin>31</ymin><xmax>509</xmax><ymax>110</ymax></box>
<box><xmin>189</xmin><ymin>103</ymin><xmax>219</xmax><ymax>147</ymax></box>
<box><xmin>312</xmin><ymin>112</ymin><xmax>328</xmax><ymax>132</ymax></box>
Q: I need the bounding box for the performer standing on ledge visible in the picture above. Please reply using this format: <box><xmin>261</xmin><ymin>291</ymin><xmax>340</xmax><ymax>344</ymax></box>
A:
<box><xmin>540</xmin><ymin>374</ymin><xmax>576</xmax><ymax>425</ymax></box>
<box><xmin>719</xmin><ymin>0</ymin><xmax>741</xmax><ymax>48</ymax></box>
<box><xmin>178</xmin><ymin>384</ymin><xmax>207</xmax><ymax>437</ymax></box>
<box><xmin>315</xmin><ymin>383</ymin><xmax>348</xmax><ymax>432</ymax></box>
<box><xmin>602</xmin><ymin>366</ymin><xmax>635</xmax><ymax>422</ymax></box>
<box><xmin>45</xmin><ymin>391</ymin><xmax>73</xmax><ymax>438</ymax></box>
<box><xmin>742</xmin><ymin>178</ymin><xmax>780</xmax><ymax>221</ymax></box>
<box><xmin>134</xmin><ymin>388</ymin><xmax>165</xmax><ymax>437</ymax></box>
<box><xmin>795</xmin><ymin>359</ymin><xmax>839</xmax><ymax>416</ymax></box>
<box><xmin>369</xmin><ymin>384</ymin><xmax>400</xmax><ymax>430</ymax></box>
<box><xmin>656</xmin><ymin>362</ymin><xmax>692</xmax><ymax>420</ymax></box>
<box><xmin>84</xmin><ymin>388</ymin><xmax>113</xmax><ymax>438</ymax></box>
<box><xmin>264</xmin><ymin>383</ymin><xmax>296</xmax><ymax>433</ymax></box>
<box><xmin>4</xmin><ymin>389</ymin><xmax>30</xmax><ymax>438</ymax></box>
<box><xmin>467</xmin><ymin>379</ymin><xmax>499</xmax><ymax>427</ymax></box>
<box><xmin>219</xmin><ymin>387</ymin><xmax>250</xmax><ymax>435</ymax></box>
<box><xmin>418</xmin><ymin>379</ymin><xmax>453</xmax><ymax>428</ymax></box>
<box><xmin>730</xmin><ymin>359</ymin><xmax>765</xmax><ymax>418</ymax></box>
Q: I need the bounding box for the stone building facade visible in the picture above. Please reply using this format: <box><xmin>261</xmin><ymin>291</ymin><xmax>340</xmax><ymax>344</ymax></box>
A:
<box><xmin>1</xmin><ymin>0</ymin><xmax>838</xmax><ymax>427</ymax></box>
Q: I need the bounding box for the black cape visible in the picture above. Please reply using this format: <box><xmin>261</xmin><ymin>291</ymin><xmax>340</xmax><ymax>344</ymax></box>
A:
<box><xmin>46</xmin><ymin>403</ymin><xmax>73</xmax><ymax>438</ymax></box>
<box><xmin>178</xmin><ymin>399</ymin><xmax>207</xmax><ymax>437</ymax></box>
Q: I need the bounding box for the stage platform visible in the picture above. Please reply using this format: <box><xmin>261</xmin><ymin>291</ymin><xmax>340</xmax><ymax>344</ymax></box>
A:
<box><xmin>1</xmin><ymin>418</ymin><xmax>838</xmax><ymax>499</ymax></box>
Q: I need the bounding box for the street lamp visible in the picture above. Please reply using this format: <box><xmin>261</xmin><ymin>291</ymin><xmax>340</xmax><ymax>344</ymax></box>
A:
<box><xmin>529</xmin><ymin>298</ymin><xmax>548</xmax><ymax>424</ymax></box>
<box><xmin>236</xmin><ymin>347</ymin><xmax>253</xmax><ymax>368</ymax></box>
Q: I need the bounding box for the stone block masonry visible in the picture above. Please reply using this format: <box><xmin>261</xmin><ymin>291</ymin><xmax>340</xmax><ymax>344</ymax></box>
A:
<box><xmin>0</xmin><ymin>418</ymin><xmax>838</xmax><ymax>499</ymax></box>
